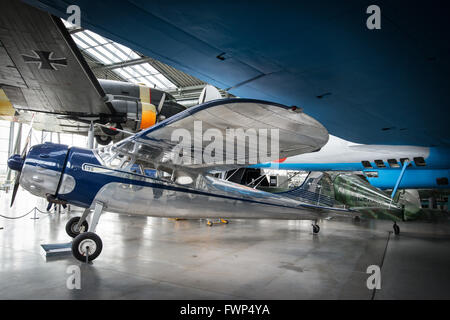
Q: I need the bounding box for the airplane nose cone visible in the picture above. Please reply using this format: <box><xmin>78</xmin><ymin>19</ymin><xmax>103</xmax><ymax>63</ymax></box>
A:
<box><xmin>7</xmin><ymin>154</ymin><xmax>24</xmax><ymax>172</ymax></box>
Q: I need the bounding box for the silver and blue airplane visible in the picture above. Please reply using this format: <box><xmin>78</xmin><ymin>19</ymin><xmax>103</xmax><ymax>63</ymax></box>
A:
<box><xmin>253</xmin><ymin>135</ymin><xmax>450</xmax><ymax>190</ymax></box>
<box><xmin>7</xmin><ymin>98</ymin><xmax>359</xmax><ymax>262</ymax></box>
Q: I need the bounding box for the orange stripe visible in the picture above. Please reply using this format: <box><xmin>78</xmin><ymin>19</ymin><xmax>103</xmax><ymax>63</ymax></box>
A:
<box><xmin>140</xmin><ymin>109</ymin><xmax>156</xmax><ymax>129</ymax></box>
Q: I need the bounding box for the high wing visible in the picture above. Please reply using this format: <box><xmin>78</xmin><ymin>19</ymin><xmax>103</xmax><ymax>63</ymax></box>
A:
<box><xmin>0</xmin><ymin>0</ymin><xmax>112</xmax><ymax>119</ymax></box>
<box><xmin>109</xmin><ymin>98</ymin><xmax>328</xmax><ymax>174</ymax></box>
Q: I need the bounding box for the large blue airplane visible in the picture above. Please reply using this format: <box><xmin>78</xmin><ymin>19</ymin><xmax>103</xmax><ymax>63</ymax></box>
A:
<box><xmin>23</xmin><ymin>0</ymin><xmax>450</xmax><ymax>148</ymax></box>
<box><xmin>253</xmin><ymin>135</ymin><xmax>450</xmax><ymax>190</ymax></box>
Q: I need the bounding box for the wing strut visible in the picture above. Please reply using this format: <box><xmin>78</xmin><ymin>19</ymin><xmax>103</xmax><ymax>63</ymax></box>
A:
<box><xmin>391</xmin><ymin>160</ymin><xmax>410</xmax><ymax>200</ymax></box>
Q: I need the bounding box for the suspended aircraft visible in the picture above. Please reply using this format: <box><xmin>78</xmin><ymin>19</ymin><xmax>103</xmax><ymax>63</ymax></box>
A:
<box><xmin>15</xmin><ymin>0</ymin><xmax>449</xmax><ymax>194</ymax></box>
<box><xmin>0</xmin><ymin>0</ymin><xmax>186</xmax><ymax>145</ymax></box>
<box><xmin>252</xmin><ymin>135</ymin><xmax>450</xmax><ymax>190</ymax></box>
<box><xmin>22</xmin><ymin>0</ymin><xmax>450</xmax><ymax>148</ymax></box>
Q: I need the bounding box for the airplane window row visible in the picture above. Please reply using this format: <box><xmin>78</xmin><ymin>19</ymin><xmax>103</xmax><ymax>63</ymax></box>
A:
<box><xmin>361</xmin><ymin>157</ymin><xmax>426</xmax><ymax>169</ymax></box>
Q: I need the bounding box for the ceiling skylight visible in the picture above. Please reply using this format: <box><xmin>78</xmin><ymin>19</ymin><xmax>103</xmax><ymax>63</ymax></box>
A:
<box><xmin>63</xmin><ymin>19</ymin><xmax>176</xmax><ymax>90</ymax></box>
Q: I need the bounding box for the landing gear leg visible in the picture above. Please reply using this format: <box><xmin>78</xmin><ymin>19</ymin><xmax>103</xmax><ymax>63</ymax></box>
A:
<box><xmin>87</xmin><ymin>202</ymin><xmax>104</xmax><ymax>233</ymax></box>
<box><xmin>72</xmin><ymin>202</ymin><xmax>104</xmax><ymax>262</ymax></box>
<box><xmin>312</xmin><ymin>220</ymin><xmax>320</xmax><ymax>234</ymax></box>
<box><xmin>393</xmin><ymin>222</ymin><xmax>400</xmax><ymax>235</ymax></box>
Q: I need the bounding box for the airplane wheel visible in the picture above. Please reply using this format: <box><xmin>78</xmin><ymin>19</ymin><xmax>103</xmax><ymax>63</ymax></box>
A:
<box><xmin>221</xmin><ymin>219</ymin><xmax>229</xmax><ymax>224</ymax></box>
<box><xmin>72</xmin><ymin>232</ymin><xmax>103</xmax><ymax>262</ymax></box>
<box><xmin>95</xmin><ymin>135</ymin><xmax>112</xmax><ymax>145</ymax></box>
<box><xmin>312</xmin><ymin>224</ymin><xmax>320</xmax><ymax>234</ymax></box>
<box><xmin>393</xmin><ymin>223</ymin><xmax>400</xmax><ymax>235</ymax></box>
<box><xmin>66</xmin><ymin>217</ymin><xmax>89</xmax><ymax>238</ymax></box>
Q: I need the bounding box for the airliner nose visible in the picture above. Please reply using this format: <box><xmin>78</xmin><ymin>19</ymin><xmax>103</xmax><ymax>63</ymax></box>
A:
<box><xmin>7</xmin><ymin>154</ymin><xmax>24</xmax><ymax>172</ymax></box>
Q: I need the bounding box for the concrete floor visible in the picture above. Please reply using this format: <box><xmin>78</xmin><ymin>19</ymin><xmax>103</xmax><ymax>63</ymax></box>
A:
<box><xmin>1</xmin><ymin>191</ymin><xmax>450</xmax><ymax>299</ymax></box>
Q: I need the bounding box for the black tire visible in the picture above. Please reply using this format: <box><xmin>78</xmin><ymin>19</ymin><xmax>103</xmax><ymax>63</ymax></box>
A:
<box><xmin>72</xmin><ymin>232</ymin><xmax>103</xmax><ymax>262</ymax></box>
<box><xmin>393</xmin><ymin>224</ymin><xmax>400</xmax><ymax>235</ymax></box>
<box><xmin>66</xmin><ymin>217</ymin><xmax>89</xmax><ymax>238</ymax></box>
<box><xmin>95</xmin><ymin>135</ymin><xmax>112</xmax><ymax>145</ymax></box>
<box><xmin>313</xmin><ymin>224</ymin><xmax>320</xmax><ymax>234</ymax></box>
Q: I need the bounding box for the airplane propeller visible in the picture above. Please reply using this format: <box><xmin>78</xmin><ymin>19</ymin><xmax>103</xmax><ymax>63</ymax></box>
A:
<box><xmin>9</xmin><ymin>164</ymin><xmax>21</xmax><ymax>207</ymax></box>
<box><xmin>156</xmin><ymin>93</ymin><xmax>166</xmax><ymax>122</ymax></box>
<box><xmin>7</xmin><ymin>116</ymin><xmax>34</xmax><ymax>207</ymax></box>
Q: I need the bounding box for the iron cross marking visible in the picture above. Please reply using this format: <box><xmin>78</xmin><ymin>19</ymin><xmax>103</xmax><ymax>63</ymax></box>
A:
<box><xmin>22</xmin><ymin>50</ymin><xmax>67</xmax><ymax>70</ymax></box>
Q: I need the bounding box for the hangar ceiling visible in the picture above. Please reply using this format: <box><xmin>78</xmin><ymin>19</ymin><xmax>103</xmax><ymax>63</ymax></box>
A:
<box><xmin>63</xmin><ymin>20</ymin><xmax>216</xmax><ymax>106</ymax></box>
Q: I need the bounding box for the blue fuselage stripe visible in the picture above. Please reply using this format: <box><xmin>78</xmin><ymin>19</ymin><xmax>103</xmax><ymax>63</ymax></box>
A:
<box><xmin>51</xmin><ymin>148</ymin><xmax>332</xmax><ymax>211</ymax></box>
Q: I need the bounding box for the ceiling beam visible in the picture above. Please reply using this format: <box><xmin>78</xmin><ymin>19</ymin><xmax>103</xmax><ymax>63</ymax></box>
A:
<box><xmin>91</xmin><ymin>57</ymin><xmax>153</xmax><ymax>71</ymax></box>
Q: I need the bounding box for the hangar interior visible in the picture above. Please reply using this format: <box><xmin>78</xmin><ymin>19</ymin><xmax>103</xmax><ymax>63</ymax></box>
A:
<box><xmin>1</xmin><ymin>2</ymin><xmax>450</xmax><ymax>301</ymax></box>
<box><xmin>65</xmin><ymin>20</ymin><xmax>228</xmax><ymax>107</ymax></box>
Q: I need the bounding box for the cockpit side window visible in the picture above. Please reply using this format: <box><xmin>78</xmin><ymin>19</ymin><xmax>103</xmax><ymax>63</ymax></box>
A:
<box><xmin>414</xmin><ymin>157</ymin><xmax>426</xmax><ymax>166</ymax></box>
<box><xmin>374</xmin><ymin>160</ymin><xmax>386</xmax><ymax>168</ymax></box>
<box><xmin>130</xmin><ymin>163</ymin><xmax>143</xmax><ymax>174</ymax></box>
<box><xmin>387</xmin><ymin>159</ymin><xmax>400</xmax><ymax>168</ymax></box>
<box><xmin>361</xmin><ymin>161</ymin><xmax>372</xmax><ymax>168</ymax></box>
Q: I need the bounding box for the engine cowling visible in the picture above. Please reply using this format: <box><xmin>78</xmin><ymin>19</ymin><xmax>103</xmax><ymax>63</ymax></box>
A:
<box><xmin>16</xmin><ymin>142</ymin><xmax>69</xmax><ymax>198</ymax></box>
<box><xmin>99</xmin><ymin>79</ymin><xmax>186</xmax><ymax>140</ymax></box>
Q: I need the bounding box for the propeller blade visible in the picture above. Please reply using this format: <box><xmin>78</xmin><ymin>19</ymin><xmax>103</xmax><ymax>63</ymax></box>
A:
<box><xmin>157</xmin><ymin>93</ymin><xmax>166</xmax><ymax>114</ymax></box>
<box><xmin>156</xmin><ymin>93</ymin><xmax>166</xmax><ymax>121</ymax></box>
<box><xmin>21</xmin><ymin>116</ymin><xmax>35</xmax><ymax>158</ymax></box>
<box><xmin>10</xmin><ymin>172</ymin><xmax>20</xmax><ymax>207</ymax></box>
<box><xmin>10</xmin><ymin>114</ymin><xmax>34</xmax><ymax>207</ymax></box>
<box><xmin>21</xmin><ymin>135</ymin><xmax>30</xmax><ymax>158</ymax></box>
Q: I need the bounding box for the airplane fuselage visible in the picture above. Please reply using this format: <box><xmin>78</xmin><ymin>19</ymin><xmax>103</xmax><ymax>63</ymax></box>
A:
<box><xmin>19</xmin><ymin>142</ymin><xmax>341</xmax><ymax>221</ymax></box>
<box><xmin>253</xmin><ymin>136</ymin><xmax>450</xmax><ymax>189</ymax></box>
